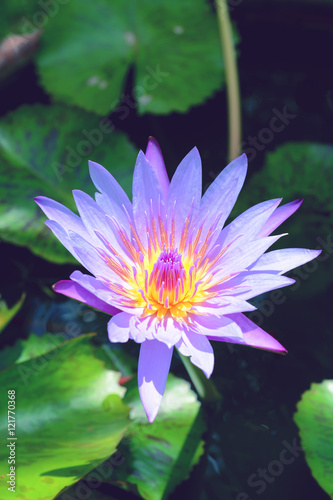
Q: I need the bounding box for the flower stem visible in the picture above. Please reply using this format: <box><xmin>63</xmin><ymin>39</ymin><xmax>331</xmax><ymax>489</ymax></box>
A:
<box><xmin>215</xmin><ymin>0</ymin><xmax>242</xmax><ymax>161</ymax></box>
<box><xmin>179</xmin><ymin>353</ymin><xmax>222</xmax><ymax>402</ymax></box>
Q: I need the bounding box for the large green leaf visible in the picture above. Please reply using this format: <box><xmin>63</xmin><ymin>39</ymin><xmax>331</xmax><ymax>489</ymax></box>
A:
<box><xmin>0</xmin><ymin>334</ymin><xmax>130</xmax><ymax>500</ymax></box>
<box><xmin>99</xmin><ymin>375</ymin><xmax>205</xmax><ymax>500</ymax></box>
<box><xmin>0</xmin><ymin>1</ymin><xmax>39</xmax><ymax>38</ymax></box>
<box><xmin>237</xmin><ymin>142</ymin><xmax>333</xmax><ymax>214</ymax></box>
<box><xmin>16</xmin><ymin>332</ymin><xmax>67</xmax><ymax>363</ymax></box>
<box><xmin>0</xmin><ymin>103</ymin><xmax>137</xmax><ymax>263</ymax></box>
<box><xmin>294</xmin><ymin>380</ymin><xmax>333</xmax><ymax>499</ymax></box>
<box><xmin>37</xmin><ymin>0</ymin><xmax>226</xmax><ymax>115</ymax></box>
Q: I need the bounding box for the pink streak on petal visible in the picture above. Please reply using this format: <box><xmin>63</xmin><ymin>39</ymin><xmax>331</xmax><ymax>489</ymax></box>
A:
<box><xmin>207</xmin><ymin>313</ymin><xmax>287</xmax><ymax>354</ymax></box>
<box><xmin>145</xmin><ymin>136</ymin><xmax>170</xmax><ymax>199</ymax></box>
<box><xmin>138</xmin><ymin>339</ymin><xmax>173</xmax><ymax>423</ymax></box>
<box><xmin>257</xmin><ymin>199</ymin><xmax>303</xmax><ymax>237</ymax></box>
<box><xmin>53</xmin><ymin>280</ymin><xmax>119</xmax><ymax>315</ymax></box>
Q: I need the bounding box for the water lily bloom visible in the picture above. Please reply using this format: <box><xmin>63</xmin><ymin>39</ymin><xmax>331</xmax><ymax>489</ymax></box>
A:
<box><xmin>35</xmin><ymin>138</ymin><xmax>320</xmax><ymax>422</ymax></box>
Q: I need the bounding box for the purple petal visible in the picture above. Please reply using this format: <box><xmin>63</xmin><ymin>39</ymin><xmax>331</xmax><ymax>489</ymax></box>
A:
<box><xmin>167</xmin><ymin>148</ymin><xmax>202</xmax><ymax>245</ymax></box>
<box><xmin>53</xmin><ymin>279</ymin><xmax>119</xmax><ymax>315</ymax></box>
<box><xmin>72</xmin><ymin>190</ymin><xmax>116</xmax><ymax>241</ymax></box>
<box><xmin>44</xmin><ymin>220</ymin><xmax>84</xmax><ymax>264</ymax></box>
<box><xmin>107</xmin><ymin>312</ymin><xmax>131</xmax><ymax>342</ymax></box>
<box><xmin>208</xmin><ymin>313</ymin><xmax>287</xmax><ymax>353</ymax></box>
<box><xmin>176</xmin><ymin>332</ymin><xmax>214</xmax><ymax>378</ymax></box>
<box><xmin>35</xmin><ymin>196</ymin><xmax>90</xmax><ymax>240</ymax></box>
<box><xmin>129</xmin><ymin>315</ymin><xmax>182</xmax><ymax>346</ymax></box>
<box><xmin>214</xmin><ymin>234</ymin><xmax>286</xmax><ymax>277</ymax></box>
<box><xmin>197</xmin><ymin>154</ymin><xmax>247</xmax><ymax>247</ymax></box>
<box><xmin>193</xmin><ymin>178</ymin><xmax>239</xmax><ymax>251</ymax></box>
<box><xmin>257</xmin><ymin>199</ymin><xmax>303</xmax><ymax>237</ymax></box>
<box><xmin>132</xmin><ymin>150</ymin><xmax>165</xmax><ymax>248</ymax></box>
<box><xmin>68</xmin><ymin>231</ymin><xmax>116</xmax><ymax>280</ymax></box>
<box><xmin>72</xmin><ymin>190</ymin><xmax>132</xmax><ymax>262</ymax></box>
<box><xmin>218</xmin><ymin>198</ymin><xmax>282</xmax><ymax>249</ymax></box>
<box><xmin>193</xmin><ymin>296</ymin><xmax>256</xmax><ymax>316</ymax></box>
<box><xmin>216</xmin><ymin>272</ymin><xmax>295</xmax><ymax>300</ymax></box>
<box><xmin>145</xmin><ymin>137</ymin><xmax>170</xmax><ymax>200</ymax></box>
<box><xmin>138</xmin><ymin>339</ymin><xmax>173</xmax><ymax>422</ymax></box>
<box><xmin>153</xmin><ymin>316</ymin><xmax>183</xmax><ymax>347</ymax></box>
<box><xmin>69</xmin><ymin>270</ymin><xmax>117</xmax><ymax>303</ymax></box>
<box><xmin>69</xmin><ymin>270</ymin><xmax>140</xmax><ymax>315</ymax></box>
<box><xmin>191</xmin><ymin>314</ymin><xmax>243</xmax><ymax>339</ymax></box>
<box><xmin>129</xmin><ymin>316</ymin><xmax>155</xmax><ymax>343</ymax></box>
<box><xmin>89</xmin><ymin>160</ymin><xmax>133</xmax><ymax>229</ymax></box>
<box><xmin>249</xmin><ymin>248</ymin><xmax>322</xmax><ymax>275</ymax></box>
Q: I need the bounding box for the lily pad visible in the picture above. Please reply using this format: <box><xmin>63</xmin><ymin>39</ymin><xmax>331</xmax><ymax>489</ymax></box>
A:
<box><xmin>37</xmin><ymin>0</ymin><xmax>226</xmax><ymax>115</ymax></box>
<box><xmin>0</xmin><ymin>334</ymin><xmax>130</xmax><ymax>500</ymax></box>
<box><xmin>0</xmin><ymin>1</ymin><xmax>39</xmax><ymax>39</ymax></box>
<box><xmin>294</xmin><ymin>380</ymin><xmax>333</xmax><ymax>499</ymax></box>
<box><xmin>90</xmin><ymin>375</ymin><xmax>205</xmax><ymax>500</ymax></box>
<box><xmin>0</xmin><ymin>103</ymin><xmax>136</xmax><ymax>263</ymax></box>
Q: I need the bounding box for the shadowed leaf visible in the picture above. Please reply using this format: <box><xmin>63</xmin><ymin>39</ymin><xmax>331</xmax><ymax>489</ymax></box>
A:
<box><xmin>0</xmin><ymin>103</ymin><xmax>136</xmax><ymax>263</ymax></box>
<box><xmin>294</xmin><ymin>380</ymin><xmax>333</xmax><ymax>499</ymax></box>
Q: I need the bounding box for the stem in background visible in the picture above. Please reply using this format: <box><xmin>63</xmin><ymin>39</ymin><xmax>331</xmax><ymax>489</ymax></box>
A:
<box><xmin>179</xmin><ymin>353</ymin><xmax>222</xmax><ymax>402</ymax></box>
<box><xmin>215</xmin><ymin>0</ymin><xmax>242</xmax><ymax>162</ymax></box>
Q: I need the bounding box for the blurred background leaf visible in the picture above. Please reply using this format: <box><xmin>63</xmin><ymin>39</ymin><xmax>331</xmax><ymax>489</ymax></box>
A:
<box><xmin>62</xmin><ymin>374</ymin><xmax>205</xmax><ymax>500</ymax></box>
<box><xmin>0</xmin><ymin>103</ymin><xmax>136</xmax><ymax>263</ymax></box>
<box><xmin>0</xmin><ymin>292</ymin><xmax>25</xmax><ymax>333</ymax></box>
<box><xmin>36</xmin><ymin>0</ymin><xmax>228</xmax><ymax>115</ymax></box>
<box><xmin>294</xmin><ymin>380</ymin><xmax>333</xmax><ymax>499</ymax></box>
<box><xmin>0</xmin><ymin>1</ymin><xmax>39</xmax><ymax>39</ymax></box>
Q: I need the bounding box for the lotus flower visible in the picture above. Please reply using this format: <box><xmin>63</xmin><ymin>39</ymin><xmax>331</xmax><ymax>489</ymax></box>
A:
<box><xmin>35</xmin><ymin>137</ymin><xmax>320</xmax><ymax>422</ymax></box>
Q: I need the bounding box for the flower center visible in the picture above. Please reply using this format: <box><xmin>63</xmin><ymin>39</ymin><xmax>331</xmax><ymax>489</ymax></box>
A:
<box><xmin>148</xmin><ymin>247</ymin><xmax>185</xmax><ymax>310</ymax></box>
<box><xmin>103</xmin><ymin>213</ymin><xmax>228</xmax><ymax>321</ymax></box>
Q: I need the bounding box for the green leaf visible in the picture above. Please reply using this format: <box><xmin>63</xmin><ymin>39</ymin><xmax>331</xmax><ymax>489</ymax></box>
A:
<box><xmin>238</xmin><ymin>142</ymin><xmax>333</xmax><ymax>212</ymax></box>
<box><xmin>17</xmin><ymin>332</ymin><xmax>68</xmax><ymax>363</ymax></box>
<box><xmin>0</xmin><ymin>332</ymin><xmax>67</xmax><ymax>370</ymax></box>
<box><xmin>37</xmin><ymin>0</ymin><xmax>226</xmax><ymax>115</ymax></box>
<box><xmin>0</xmin><ymin>103</ymin><xmax>137</xmax><ymax>263</ymax></box>
<box><xmin>294</xmin><ymin>380</ymin><xmax>333</xmax><ymax>499</ymax></box>
<box><xmin>104</xmin><ymin>375</ymin><xmax>205</xmax><ymax>500</ymax></box>
<box><xmin>60</xmin><ymin>376</ymin><xmax>205</xmax><ymax>500</ymax></box>
<box><xmin>0</xmin><ymin>1</ymin><xmax>39</xmax><ymax>38</ymax></box>
<box><xmin>0</xmin><ymin>334</ymin><xmax>131</xmax><ymax>500</ymax></box>
<box><xmin>0</xmin><ymin>293</ymin><xmax>25</xmax><ymax>333</ymax></box>
<box><xmin>234</xmin><ymin>142</ymin><xmax>333</xmax><ymax>296</ymax></box>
